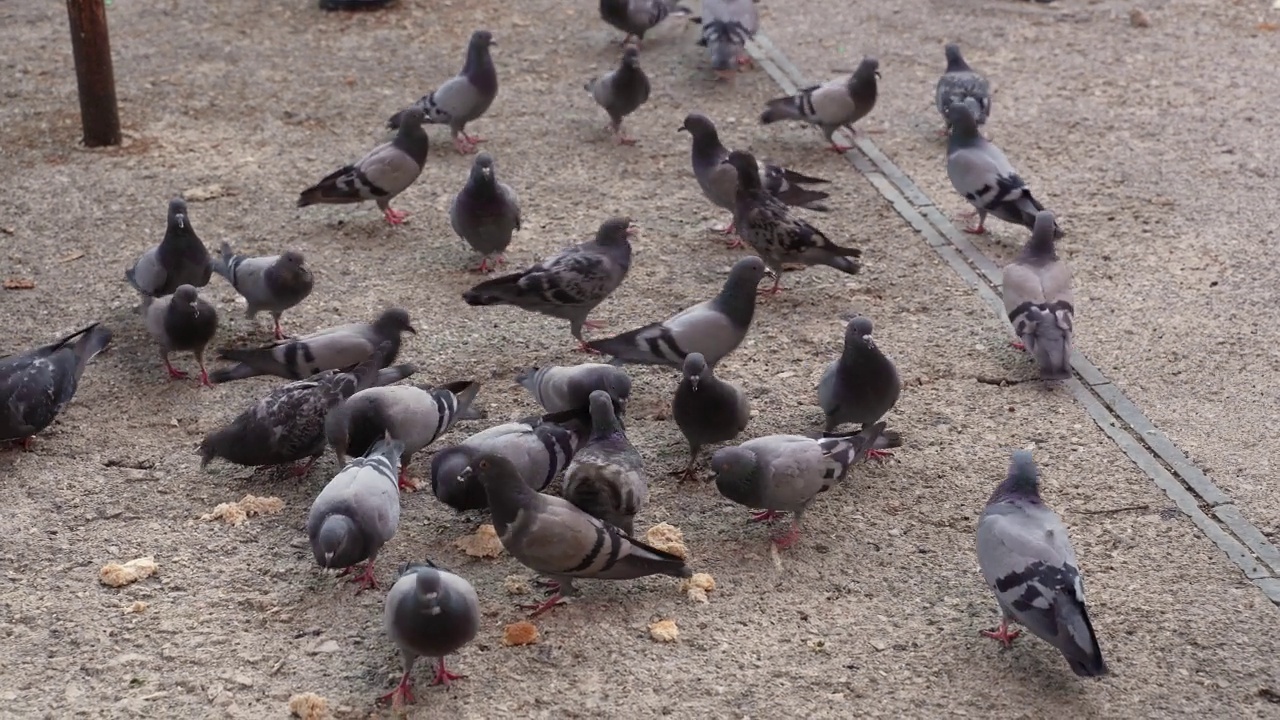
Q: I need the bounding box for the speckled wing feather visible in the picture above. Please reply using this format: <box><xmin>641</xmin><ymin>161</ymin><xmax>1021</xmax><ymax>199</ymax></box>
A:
<box><xmin>561</xmin><ymin>392</ymin><xmax>646</xmax><ymax>535</ymax></box>
<box><xmin>0</xmin><ymin>323</ymin><xmax>113</xmax><ymax>443</ymax></box>
<box><xmin>936</xmin><ymin>44</ymin><xmax>992</xmax><ymax>127</ymax></box>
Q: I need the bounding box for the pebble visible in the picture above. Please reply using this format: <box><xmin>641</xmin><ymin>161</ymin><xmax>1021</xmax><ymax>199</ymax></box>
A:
<box><xmin>309</xmin><ymin>639</ymin><xmax>340</xmax><ymax>654</ymax></box>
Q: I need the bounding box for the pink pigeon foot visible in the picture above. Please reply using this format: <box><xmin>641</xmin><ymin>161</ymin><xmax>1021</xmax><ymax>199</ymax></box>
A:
<box><xmin>749</xmin><ymin>509</ymin><xmax>784</xmax><ymax>523</ymax></box>
<box><xmin>574</xmin><ymin>340</ymin><xmax>602</xmax><ymax>354</ymax></box>
<box><xmin>471</xmin><ymin>256</ymin><xmax>501</xmax><ymax>274</ymax></box>
<box><xmin>273</xmin><ymin>321</ymin><xmax>286</xmax><ymax>341</ymax></box>
<box><xmin>377</xmin><ymin>671</ymin><xmax>415</xmax><ymax>707</ymax></box>
<box><xmin>337</xmin><ymin>561</ymin><xmax>378</xmax><ymax>592</ymax></box>
<box><xmin>520</xmin><ymin>593</ymin><xmax>566</xmax><ymax>618</ymax></box>
<box><xmin>383</xmin><ymin>207</ymin><xmax>409</xmax><ymax>225</ymax></box>
<box><xmin>291</xmin><ymin>456</ymin><xmax>320</xmax><ymax>478</ymax></box>
<box><xmin>430</xmin><ymin>658</ymin><xmax>465</xmax><ymax>687</ymax></box>
<box><xmin>1010</xmin><ymin>340</ymin><xmax>1026</xmax><ymax>351</ymax></box>
<box><xmin>6</xmin><ymin>437</ymin><xmax>35</xmax><ymax>451</ymax></box>
<box><xmin>981</xmin><ymin>618</ymin><xmax>1022</xmax><ymax>648</ymax></box>
<box><xmin>396</xmin><ymin>465</ymin><xmax>419</xmax><ymax>492</ymax></box>
<box><xmin>865</xmin><ymin>448</ymin><xmax>894</xmax><ymax>462</ymax></box>
<box><xmin>828</xmin><ymin>144</ymin><xmax>854</xmax><ymax>153</ymax></box>
<box><xmin>164</xmin><ymin>360</ymin><xmax>189</xmax><ymax>381</ymax></box>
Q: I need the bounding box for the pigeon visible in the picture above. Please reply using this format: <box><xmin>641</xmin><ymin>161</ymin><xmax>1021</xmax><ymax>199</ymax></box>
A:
<box><xmin>199</xmin><ymin>343</ymin><xmax>414</xmax><ymax>477</ymax></box>
<box><xmin>946</xmin><ymin>102</ymin><xmax>1062</xmax><ymax>238</ymax></box>
<box><xmin>456</xmin><ymin>453</ymin><xmax>692</xmax><ymax>617</ymax></box>
<box><xmin>695</xmin><ymin>0</ymin><xmax>759</xmax><ymax>80</ymax></box>
<box><xmin>211</xmin><ymin>241</ymin><xmax>314</xmax><ymax>340</ymax></box>
<box><xmin>671</xmin><ymin>352</ymin><xmax>750</xmax><ymax>481</ymax></box>
<box><xmin>125</xmin><ymin>197</ymin><xmax>213</xmax><ymax>309</ymax></box>
<box><xmin>388</xmin><ymin>30</ymin><xmax>498</xmax><ymax>155</ymax></box>
<box><xmin>307</xmin><ymin>434</ymin><xmax>405</xmax><ymax>591</ymax></box>
<box><xmin>0</xmin><ymin>323</ymin><xmax>112</xmax><ymax>449</ymax></box>
<box><xmin>679</xmin><ymin>112</ymin><xmax>829</xmax><ymax>247</ymax></box>
<box><xmin>711</xmin><ymin>423</ymin><xmax>884</xmax><ymax>548</ymax></box>
<box><xmin>209</xmin><ymin>307</ymin><xmax>416</xmax><ymax>384</ymax></box>
<box><xmin>449</xmin><ymin>153</ymin><xmax>521</xmax><ymax>273</ymax></box>
<box><xmin>584</xmin><ymin>48</ymin><xmax>651</xmax><ymax>146</ymax></box>
<box><xmin>378</xmin><ymin>560</ymin><xmax>481</xmax><ymax>707</ymax></box>
<box><xmin>599</xmin><ymin>0</ymin><xmax>692</xmax><ymax>47</ymax></box>
<box><xmin>1002</xmin><ymin>211</ymin><xmax>1074</xmax><ymax>380</ymax></box>
<box><xmin>430</xmin><ymin>414</ymin><xmax>587</xmax><ymax>512</ymax></box>
<box><xmin>817</xmin><ymin>316</ymin><xmax>901</xmax><ymax>459</ymax></box>
<box><xmin>144</xmin><ymin>284</ymin><xmax>218</xmax><ymax>387</ymax></box>
<box><xmin>515</xmin><ymin>363</ymin><xmax>632</xmax><ymax>416</ymax></box>
<box><xmin>325</xmin><ymin>380</ymin><xmax>481</xmax><ymax>491</ymax></box>
<box><xmin>561</xmin><ymin>390</ymin><xmax>647</xmax><ymax>536</ymax></box>
<box><xmin>726</xmin><ymin>151</ymin><xmax>861</xmax><ymax>294</ymax></box>
<box><xmin>760</xmin><ymin>56</ymin><xmax>880</xmax><ymax>153</ymax></box>
<box><xmin>462</xmin><ymin>218</ymin><xmax>634</xmax><ymax>350</ymax></box>
<box><xmin>585</xmin><ymin>256</ymin><xmax>770</xmax><ymax>368</ymax></box>
<box><xmin>975</xmin><ymin>450</ymin><xmax>1108</xmax><ymax>677</ymax></box>
<box><xmin>298</xmin><ymin>108</ymin><xmax>429</xmax><ymax>225</ymax></box>
<box><xmin>936</xmin><ymin>43</ymin><xmax>992</xmax><ymax>134</ymax></box>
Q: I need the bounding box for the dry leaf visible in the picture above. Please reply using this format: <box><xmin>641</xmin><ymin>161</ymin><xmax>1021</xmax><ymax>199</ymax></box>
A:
<box><xmin>455</xmin><ymin>524</ymin><xmax>504</xmax><ymax>558</ymax></box>
<box><xmin>1259</xmin><ymin>22</ymin><xmax>1279</xmax><ymax>31</ymax></box>
<box><xmin>503</xmin><ymin>621</ymin><xmax>540</xmax><ymax>646</ymax></box>
<box><xmin>288</xmin><ymin>692</ymin><xmax>330</xmax><ymax>720</ymax></box>
<box><xmin>201</xmin><ymin>495</ymin><xmax>285</xmax><ymax>525</ymax></box>
<box><xmin>649</xmin><ymin>619</ymin><xmax>679</xmax><ymax>643</ymax></box>
<box><xmin>644</xmin><ymin>522</ymin><xmax>688</xmax><ymax>559</ymax></box>
<box><xmin>55</xmin><ymin>251</ymin><xmax>85</xmax><ymax>263</ymax></box>
<box><xmin>3</xmin><ymin>278</ymin><xmax>35</xmax><ymax>290</ymax></box>
<box><xmin>100</xmin><ymin>556</ymin><xmax>158</xmax><ymax>587</ymax></box>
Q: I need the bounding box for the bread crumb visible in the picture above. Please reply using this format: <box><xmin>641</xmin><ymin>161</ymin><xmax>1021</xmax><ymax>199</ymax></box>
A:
<box><xmin>502</xmin><ymin>621</ymin><xmax>539</xmax><ymax>646</ymax></box>
<box><xmin>99</xmin><ymin>557</ymin><xmax>158</xmax><ymax>587</ymax></box>
<box><xmin>288</xmin><ymin>692</ymin><xmax>330</xmax><ymax>719</ymax></box>
<box><xmin>644</xmin><ymin>522</ymin><xmax>688</xmax><ymax>559</ymax></box>
<box><xmin>680</xmin><ymin>572</ymin><xmax>716</xmax><ymax>604</ymax></box>
<box><xmin>200</xmin><ymin>495</ymin><xmax>285</xmax><ymax>525</ymax></box>
<box><xmin>123</xmin><ymin>601</ymin><xmax>148</xmax><ymax>614</ymax></box>
<box><xmin>503</xmin><ymin>575</ymin><xmax>531</xmax><ymax>595</ymax></box>
<box><xmin>649</xmin><ymin>619</ymin><xmax>679</xmax><ymax>643</ymax></box>
<box><xmin>456</xmin><ymin>524</ymin><xmax>505</xmax><ymax>558</ymax></box>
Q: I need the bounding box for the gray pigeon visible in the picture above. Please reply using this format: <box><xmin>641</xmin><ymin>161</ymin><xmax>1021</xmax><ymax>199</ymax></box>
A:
<box><xmin>515</xmin><ymin>363</ymin><xmax>632</xmax><ymax>416</ymax></box>
<box><xmin>679</xmin><ymin>113</ymin><xmax>829</xmax><ymax>248</ymax></box>
<box><xmin>307</xmin><ymin>435</ymin><xmax>405</xmax><ymax>592</ymax></box>
<box><xmin>144</xmin><ymin>284</ymin><xmax>219</xmax><ymax>387</ymax></box>
<box><xmin>389</xmin><ymin>30</ymin><xmax>498</xmax><ymax>155</ymax></box>
<box><xmin>298</xmin><ymin>107</ymin><xmax>429</xmax><ymax>225</ymax></box>
<box><xmin>975</xmin><ymin>450</ymin><xmax>1108</xmax><ymax>677</ymax></box>
<box><xmin>211</xmin><ymin>241</ymin><xmax>314</xmax><ymax>340</ymax></box>
<box><xmin>599</xmin><ymin>0</ymin><xmax>692</xmax><ymax>47</ymax></box>
<box><xmin>711</xmin><ymin>423</ymin><xmax>884</xmax><ymax>549</ymax></box>
<box><xmin>586</xmin><ymin>256</ymin><xmax>770</xmax><ymax>367</ymax></box>
<box><xmin>696</xmin><ymin>0</ymin><xmax>759</xmax><ymax>80</ymax></box>
<box><xmin>727</xmin><ymin>151</ymin><xmax>861</xmax><ymax>294</ymax></box>
<box><xmin>936</xmin><ymin>43</ymin><xmax>992</xmax><ymax>133</ymax></box>
<box><xmin>671</xmin><ymin>352</ymin><xmax>750</xmax><ymax>481</ymax></box>
<box><xmin>378</xmin><ymin>560</ymin><xmax>481</xmax><ymax>707</ymax></box>
<box><xmin>125</xmin><ymin>197</ymin><xmax>213</xmax><ymax>309</ymax></box>
<box><xmin>562</xmin><ymin>390</ymin><xmax>647</xmax><ymax>536</ymax></box>
<box><xmin>430</xmin><ymin>414</ymin><xmax>588</xmax><ymax>512</ymax></box>
<box><xmin>209</xmin><ymin>307</ymin><xmax>416</xmax><ymax>384</ymax></box>
<box><xmin>1002</xmin><ymin>211</ymin><xmax>1074</xmax><ymax>380</ymax></box>
<box><xmin>0</xmin><ymin>323</ymin><xmax>112</xmax><ymax>449</ymax></box>
<box><xmin>325</xmin><ymin>380</ymin><xmax>481</xmax><ymax>491</ymax></box>
<box><xmin>449</xmin><ymin>153</ymin><xmax>521</xmax><ymax>273</ymax></box>
<box><xmin>760</xmin><ymin>56</ymin><xmax>879</xmax><ymax>153</ymax></box>
<box><xmin>946</xmin><ymin>103</ymin><xmax>1062</xmax><ymax>238</ymax></box>
<box><xmin>457</xmin><ymin>453</ymin><xmax>692</xmax><ymax>617</ymax></box>
<box><xmin>817</xmin><ymin>316</ymin><xmax>901</xmax><ymax>457</ymax></box>
<box><xmin>198</xmin><ymin>343</ymin><xmax>415</xmax><ymax>476</ymax></box>
<box><xmin>585</xmin><ymin>48</ymin><xmax>651</xmax><ymax>146</ymax></box>
<box><xmin>462</xmin><ymin>218</ymin><xmax>634</xmax><ymax>350</ymax></box>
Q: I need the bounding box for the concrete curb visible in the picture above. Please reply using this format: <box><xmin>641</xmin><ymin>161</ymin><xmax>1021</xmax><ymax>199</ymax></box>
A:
<box><xmin>743</xmin><ymin>34</ymin><xmax>1280</xmax><ymax>604</ymax></box>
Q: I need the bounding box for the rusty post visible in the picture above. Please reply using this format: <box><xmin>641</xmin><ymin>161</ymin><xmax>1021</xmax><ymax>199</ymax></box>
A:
<box><xmin>65</xmin><ymin>0</ymin><xmax>121</xmax><ymax>147</ymax></box>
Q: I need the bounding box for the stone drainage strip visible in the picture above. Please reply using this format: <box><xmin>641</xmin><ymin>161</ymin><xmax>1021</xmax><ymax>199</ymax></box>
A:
<box><xmin>743</xmin><ymin>34</ymin><xmax>1280</xmax><ymax>604</ymax></box>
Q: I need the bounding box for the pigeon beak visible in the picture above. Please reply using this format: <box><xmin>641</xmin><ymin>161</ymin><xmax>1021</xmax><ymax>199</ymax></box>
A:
<box><xmin>677</xmin><ymin>124</ymin><xmax>688</xmax><ymax>133</ymax></box>
<box><xmin>481</xmin><ymin>167</ymin><xmax>492</xmax><ymax>179</ymax></box>
<box><xmin>689</xmin><ymin>375</ymin><xmax>700</xmax><ymax>392</ymax></box>
<box><xmin>875</xmin><ymin>71</ymin><xmax>882</xmax><ymax>80</ymax></box>
<box><xmin>763</xmin><ymin>268</ymin><xmax>779</xmax><ymax>280</ymax></box>
<box><xmin>406</xmin><ymin>325</ymin><xmax>418</xmax><ymax>334</ymax></box>
<box><xmin>457</xmin><ymin>465</ymin><xmax>474</xmax><ymax>483</ymax></box>
<box><xmin>176</xmin><ymin>214</ymin><xmax>186</xmax><ymax>229</ymax></box>
<box><xmin>323</xmin><ymin>551</ymin><xmax>334</xmax><ymax>568</ymax></box>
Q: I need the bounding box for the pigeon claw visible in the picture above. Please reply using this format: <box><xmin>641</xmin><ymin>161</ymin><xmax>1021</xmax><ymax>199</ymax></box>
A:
<box><xmin>574</xmin><ymin>340</ymin><xmax>603</xmax><ymax>354</ymax></box>
<box><xmin>520</xmin><ymin>593</ymin><xmax>567</xmax><ymax>618</ymax></box>
<box><xmin>383</xmin><ymin>207</ymin><xmax>409</xmax><ymax>225</ymax></box>
<box><xmin>430</xmin><ymin>658</ymin><xmax>466</xmax><ymax>687</ymax></box>
<box><xmin>339</xmin><ymin>562</ymin><xmax>379</xmax><ymax>593</ymax></box>
<box><xmin>1010</xmin><ymin>340</ymin><xmax>1026</xmax><ymax>352</ymax></box>
<box><xmin>273</xmin><ymin>321</ymin><xmax>287</xmax><ymax>341</ymax></box>
<box><xmin>376</xmin><ymin>671</ymin><xmax>415</xmax><ymax>707</ymax></box>
<box><xmin>724</xmin><ymin>237</ymin><xmax>746</xmax><ymax>250</ymax></box>
<box><xmin>981</xmin><ymin>619</ymin><xmax>1022</xmax><ymax>648</ymax></box>
<box><xmin>865</xmin><ymin>448</ymin><xmax>895</xmax><ymax>462</ymax></box>
<box><xmin>453</xmin><ymin>136</ymin><xmax>480</xmax><ymax>155</ymax></box>
<box><xmin>749</xmin><ymin>509</ymin><xmax>784</xmax><ymax>524</ymax></box>
<box><xmin>291</xmin><ymin>456</ymin><xmax>319</xmax><ymax>478</ymax></box>
<box><xmin>828</xmin><ymin>144</ymin><xmax>854</xmax><ymax>153</ymax></box>
<box><xmin>164</xmin><ymin>362</ymin><xmax>189</xmax><ymax>381</ymax></box>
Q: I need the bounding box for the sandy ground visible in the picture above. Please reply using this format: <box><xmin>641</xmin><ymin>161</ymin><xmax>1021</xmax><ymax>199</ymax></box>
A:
<box><xmin>1</xmin><ymin>0</ymin><xmax>1278</xmax><ymax>718</ymax></box>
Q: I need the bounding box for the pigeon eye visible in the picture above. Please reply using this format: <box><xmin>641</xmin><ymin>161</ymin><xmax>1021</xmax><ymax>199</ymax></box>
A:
<box><xmin>478</xmin><ymin>460</ymin><xmax>489</xmax><ymax>470</ymax></box>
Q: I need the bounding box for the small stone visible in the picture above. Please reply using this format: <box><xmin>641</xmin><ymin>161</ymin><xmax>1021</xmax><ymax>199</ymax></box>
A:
<box><xmin>1129</xmin><ymin>8</ymin><xmax>1150</xmax><ymax>28</ymax></box>
<box><xmin>870</xmin><ymin>640</ymin><xmax>887</xmax><ymax>651</ymax></box>
<box><xmin>308</xmin><ymin>640</ymin><xmax>340</xmax><ymax>654</ymax></box>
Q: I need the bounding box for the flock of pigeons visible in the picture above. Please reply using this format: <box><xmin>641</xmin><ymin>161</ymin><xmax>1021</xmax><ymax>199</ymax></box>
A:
<box><xmin>0</xmin><ymin>0</ymin><xmax>1099</xmax><ymax>709</ymax></box>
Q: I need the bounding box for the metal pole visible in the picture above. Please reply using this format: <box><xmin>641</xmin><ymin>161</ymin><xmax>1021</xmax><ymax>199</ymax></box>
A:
<box><xmin>65</xmin><ymin>0</ymin><xmax>121</xmax><ymax>147</ymax></box>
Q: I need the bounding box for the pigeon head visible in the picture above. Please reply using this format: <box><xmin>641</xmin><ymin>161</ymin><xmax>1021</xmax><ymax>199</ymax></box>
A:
<box><xmin>710</xmin><ymin>39</ymin><xmax>738</xmax><ymax>73</ymax></box>
<box><xmin>470</xmin><ymin>153</ymin><xmax>496</xmax><ymax>184</ymax></box>
<box><xmin>723</xmin><ymin>256</ymin><xmax>771</xmax><ymax>295</ymax></box>
<box><xmin>1024</xmin><ymin>211</ymin><xmax>1062</xmax><ymax>258</ymax></box>
<box><xmin>275</xmin><ymin>250</ymin><xmax>313</xmax><ymax>286</ymax></box>
<box><xmin>946</xmin><ymin>102</ymin><xmax>980</xmax><ymax>139</ymax></box>
<box><xmin>989</xmin><ymin>449</ymin><xmax>1043</xmax><ymax>505</ymax></box>
<box><xmin>429</xmin><ymin>446</ymin><xmax>490</xmax><ymax>512</ymax></box>
<box><xmin>313</xmin><ymin>515</ymin><xmax>361</xmax><ymax>569</ymax></box>
<box><xmin>456</xmin><ymin>452</ymin><xmax>523</xmax><ymax>493</ymax></box>
<box><xmin>599</xmin><ymin>367</ymin><xmax>633</xmax><ymax>414</ymax></box>
<box><xmin>375</xmin><ymin>307</ymin><xmax>417</xmax><ymax>335</ymax></box>
<box><xmin>710</xmin><ymin>446</ymin><xmax>762</xmax><ymax>505</ymax></box>
<box><xmin>725</xmin><ymin>151</ymin><xmax>763</xmax><ymax>191</ymax></box>
<box><xmin>166</xmin><ymin>197</ymin><xmax>189</xmax><ymax>230</ymax></box>
<box><xmin>596</xmin><ymin>217</ymin><xmax>635</xmax><ymax>245</ymax></box>
<box><xmin>682</xmin><ymin>352</ymin><xmax>707</xmax><ymax>392</ymax></box>
<box><xmin>620</xmin><ymin>47</ymin><xmax>642</xmax><ymax>69</ymax></box>
<box><xmin>469</xmin><ymin>30</ymin><xmax>495</xmax><ymax>49</ymax></box>
<box><xmin>678</xmin><ymin>113</ymin><xmax>716</xmax><ymax>138</ymax></box>
<box><xmin>172</xmin><ymin>284</ymin><xmax>200</xmax><ymax>307</ymax></box>
<box><xmin>842</xmin><ymin>316</ymin><xmax>878</xmax><ymax>353</ymax></box>
<box><xmin>587</xmin><ymin>389</ymin><xmax>624</xmax><ymax>438</ymax></box>
<box><xmin>943</xmin><ymin>43</ymin><xmax>968</xmax><ymax>72</ymax></box>
<box><xmin>413</xmin><ymin>566</ymin><xmax>446</xmax><ymax>608</ymax></box>
<box><xmin>1023</xmin><ymin>306</ymin><xmax>1072</xmax><ymax>381</ymax></box>
<box><xmin>853</xmin><ymin>56</ymin><xmax>881</xmax><ymax>82</ymax></box>
<box><xmin>395</xmin><ymin>107</ymin><xmax>427</xmax><ymax>130</ymax></box>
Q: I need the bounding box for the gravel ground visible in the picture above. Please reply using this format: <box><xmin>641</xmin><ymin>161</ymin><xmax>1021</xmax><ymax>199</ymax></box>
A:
<box><xmin>2</xmin><ymin>1</ymin><xmax>1278</xmax><ymax>718</ymax></box>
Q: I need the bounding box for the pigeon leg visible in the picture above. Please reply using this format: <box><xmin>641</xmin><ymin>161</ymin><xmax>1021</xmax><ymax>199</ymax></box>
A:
<box><xmin>520</xmin><ymin>593</ymin><xmax>566</xmax><ymax>618</ymax></box>
<box><xmin>460</xmin><ymin>130</ymin><xmax>486</xmax><ymax>146</ymax></box>
<box><xmin>342</xmin><ymin>561</ymin><xmax>379</xmax><ymax>592</ymax></box>
<box><xmin>614</xmin><ymin>129</ymin><xmax>638</xmax><ymax>146</ymax></box>
<box><xmin>582</xmin><ymin>319</ymin><xmax>607</xmax><ymax>330</ymax></box>
<box><xmin>749</xmin><ymin>509</ymin><xmax>784</xmax><ymax>523</ymax></box>
<box><xmin>756</xmin><ymin>274</ymin><xmax>785</xmax><ymax>296</ymax></box>
<box><xmin>961</xmin><ymin>210</ymin><xmax>986</xmax><ymax>234</ymax></box>
<box><xmin>865</xmin><ymin>448</ymin><xmax>895</xmax><ymax>462</ymax></box>
<box><xmin>470</xmin><ymin>257</ymin><xmax>497</xmax><ymax>274</ymax></box>
<box><xmin>430</xmin><ymin>658</ymin><xmax>466</xmax><ymax>687</ymax></box>
<box><xmin>163</xmin><ymin>356</ymin><xmax>189</xmax><ymax>380</ymax></box>
<box><xmin>383</xmin><ymin>207</ymin><xmax>409</xmax><ymax>225</ymax></box>
<box><xmin>771</xmin><ymin>522</ymin><xmax>801</xmax><ymax>550</ymax></box>
<box><xmin>272</xmin><ymin>318</ymin><xmax>286</xmax><ymax>341</ymax></box>
<box><xmin>397</xmin><ymin>465</ymin><xmax>420</xmax><ymax>492</ymax></box>
<box><xmin>196</xmin><ymin>356</ymin><xmax>212</xmax><ymax>388</ymax></box>
<box><xmin>533</xmin><ymin>578</ymin><xmax>561</xmax><ymax>590</ymax></box>
<box><xmin>827</xmin><ymin>143</ymin><xmax>855</xmax><ymax>153</ymax></box>
<box><xmin>981</xmin><ymin>618</ymin><xmax>1021</xmax><ymax>647</ymax></box>
<box><xmin>453</xmin><ymin>135</ymin><xmax>479</xmax><ymax>155</ymax></box>
<box><xmin>1010</xmin><ymin>340</ymin><xmax>1026</xmax><ymax>351</ymax></box>
<box><xmin>573</xmin><ymin>340</ymin><xmax>603</xmax><ymax>354</ymax></box>
<box><xmin>6</xmin><ymin>437</ymin><xmax>35</xmax><ymax>451</ymax></box>
<box><xmin>291</xmin><ymin>456</ymin><xmax>320</xmax><ymax>478</ymax></box>
<box><xmin>716</xmin><ymin>221</ymin><xmax>747</xmax><ymax>249</ymax></box>
<box><xmin>376</xmin><ymin>671</ymin><xmax>415</xmax><ymax>707</ymax></box>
